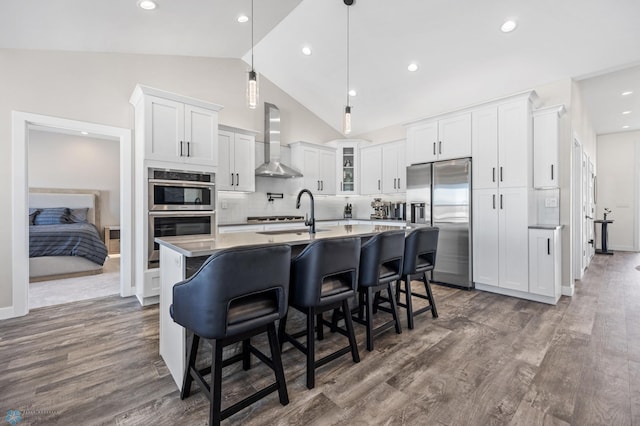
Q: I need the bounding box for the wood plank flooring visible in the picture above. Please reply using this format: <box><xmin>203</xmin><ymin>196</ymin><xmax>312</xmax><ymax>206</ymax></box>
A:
<box><xmin>1</xmin><ymin>252</ymin><xmax>639</xmax><ymax>425</ymax></box>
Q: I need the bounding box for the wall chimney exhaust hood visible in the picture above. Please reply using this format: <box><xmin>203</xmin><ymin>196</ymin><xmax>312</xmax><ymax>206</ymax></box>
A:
<box><xmin>255</xmin><ymin>102</ymin><xmax>303</xmax><ymax>178</ymax></box>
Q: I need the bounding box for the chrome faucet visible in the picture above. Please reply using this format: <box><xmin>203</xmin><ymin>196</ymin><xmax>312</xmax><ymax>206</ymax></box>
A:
<box><xmin>296</xmin><ymin>189</ymin><xmax>316</xmax><ymax>234</ymax></box>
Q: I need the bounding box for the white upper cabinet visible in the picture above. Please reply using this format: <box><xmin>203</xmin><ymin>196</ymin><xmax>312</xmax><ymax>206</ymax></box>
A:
<box><xmin>406</xmin><ymin>113</ymin><xmax>471</xmax><ymax>165</ymax></box>
<box><xmin>218</xmin><ymin>127</ymin><xmax>256</xmax><ymax>192</ymax></box>
<box><xmin>360</xmin><ymin>145</ymin><xmax>382</xmax><ymax>195</ymax></box>
<box><xmin>290</xmin><ymin>142</ymin><xmax>336</xmax><ymax>195</ymax></box>
<box><xmin>382</xmin><ymin>141</ymin><xmax>406</xmax><ymax>193</ymax></box>
<box><xmin>472</xmin><ymin>98</ymin><xmax>532</xmax><ymax>190</ymax></box>
<box><xmin>335</xmin><ymin>141</ymin><xmax>359</xmax><ymax>195</ymax></box>
<box><xmin>471</xmin><ymin>107</ymin><xmax>499</xmax><ymax>189</ymax></box>
<box><xmin>134</xmin><ymin>89</ymin><xmax>222</xmax><ymax>167</ymax></box>
<box><xmin>533</xmin><ymin>105</ymin><xmax>565</xmax><ymax>189</ymax></box>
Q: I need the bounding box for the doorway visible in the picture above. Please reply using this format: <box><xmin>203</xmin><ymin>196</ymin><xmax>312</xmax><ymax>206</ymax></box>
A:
<box><xmin>11</xmin><ymin>111</ymin><xmax>133</xmax><ymax>318</ymax></box>
<box><xmin>27</xmin><ymin>128</ymin><xmax>121</xmax><ymax>308</ymax></box>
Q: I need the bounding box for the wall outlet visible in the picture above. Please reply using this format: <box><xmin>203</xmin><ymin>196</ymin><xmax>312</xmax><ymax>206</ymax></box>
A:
<box><xmin>220</xmin><ymin>200</ymin><xmax>228</xmax><ymax>209</ymax></box>
<box><xmin>544</xmin><ymin>197</ymin><xmax>558</xmax><ymax>208</ymax></box>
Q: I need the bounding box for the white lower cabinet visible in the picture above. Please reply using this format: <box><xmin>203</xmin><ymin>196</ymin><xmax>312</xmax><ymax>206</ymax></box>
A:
<box><xmin>473</xmin><ymin>187</ymin><xmax>529</xmax><ymax>292</ymax></box>
<box><xmin>528</xmin><ymin>228</ymin><xmax>562</xmax><ymax>303</ymax></box>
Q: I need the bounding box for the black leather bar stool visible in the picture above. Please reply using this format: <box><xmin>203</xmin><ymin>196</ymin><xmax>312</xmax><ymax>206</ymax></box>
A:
<box><xmin>279</xmin><ymin>236</ymin><xmax>361</xmax><ymax>389</ymax></box>
<box><xmin>396</xmin><ymin>227</ymin><xmax>439</xmax><ymax>329</ymax></box>
<box><xmin>353</xmin><ymin>230</ymin><xmax>405</xmax><ymax>351</ymax></box>
<box><xmin>170</xmin><ymin>244</ymin><xmax>291</xmax><ymax>426</ymax></box>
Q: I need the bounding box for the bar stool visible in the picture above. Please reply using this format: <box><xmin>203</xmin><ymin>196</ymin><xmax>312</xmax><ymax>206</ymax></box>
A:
<box><xmin>170</xmin><ymin>244</ymin><xmax>291</xmax><ymax>426</ymax></box>
<box><xmin>279</xmin><ymin>236</ymin><xmax>361</xmax><ymax>389</ymax></box>
<box><xmin>396</xmin><ymin>227</ymin><xmax>439</xmax><ymax>329</ymax></box>
<box><xmin>353</xmin><ymin>230</ymin><xmax>405</xmax><ymax>351</ymax></box>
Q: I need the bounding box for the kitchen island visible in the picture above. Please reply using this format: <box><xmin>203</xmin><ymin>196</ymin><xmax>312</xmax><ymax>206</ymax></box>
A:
<box><xmin>156</xmin><ymin>223</ymin><xmax>408</xmax><ymax>388</ymax></box>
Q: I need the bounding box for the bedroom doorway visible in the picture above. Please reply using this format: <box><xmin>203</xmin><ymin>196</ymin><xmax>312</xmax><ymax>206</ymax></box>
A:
<box><xmin>11</xmin><ymin>112</ymin><xmax>133</xmax><ymax>318</ymax></box>
<box><xmin>28</xmin><ymin>128</ymin><xmax>121</xmax><ymax>308</ymax></box>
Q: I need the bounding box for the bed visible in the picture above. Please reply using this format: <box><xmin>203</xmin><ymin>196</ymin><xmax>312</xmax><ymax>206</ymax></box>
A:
<box><xmin>29</xmin><ymin>189</ymin><xmax>109</xmax><ymax>282</ymax></box>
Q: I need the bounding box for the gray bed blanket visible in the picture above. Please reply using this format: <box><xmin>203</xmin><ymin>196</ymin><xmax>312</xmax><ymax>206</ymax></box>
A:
<box><xmin>29</xmin><ymin>223</ymin><xmax>108</xmax><ymax>266</ymax></box>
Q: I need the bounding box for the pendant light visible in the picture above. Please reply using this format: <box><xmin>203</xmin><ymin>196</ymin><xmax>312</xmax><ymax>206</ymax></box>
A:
<box><xmin>343</xmin><ymin>0</ymin><xmax>353</xmax><ymax>134</ymax></box>
<box><xmin>247</xmin><ymin>0</ymin><xmax>258</xmax><ymax>109</ymax></box>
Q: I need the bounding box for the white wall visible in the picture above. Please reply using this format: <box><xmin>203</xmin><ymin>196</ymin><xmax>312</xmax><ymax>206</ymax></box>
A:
<box><xmin>596</xmin><ymin>130</ymin><xmax>640</xmax><ymax>251</ymax></box>
<box><xmin>28</xmin><ymin>130</ymin><xmax>120</xmax><ymax>230</ymax></box>
<box><xmin>0</xmin><ymin>48</ymin><xmax>342</xmax><ymax>309</ymax></box>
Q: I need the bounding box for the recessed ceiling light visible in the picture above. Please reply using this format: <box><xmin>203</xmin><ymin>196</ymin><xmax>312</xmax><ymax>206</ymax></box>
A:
<box><xmin>407</xmin><ymin>63</ymin><xmax>419</xmax><ymax>72</ymax></box>
<box><xmin>348</xmin><ymin>89</ymin><xmax>357</xmax><ymax>97</ymax></box>
<box><xmin>622</xmin><ymin>111</ymin><xmax>632</xmax><ymax>115</ymax></box>
<box><xmin>622</xmin><ymin>125</ymin><xmax>630</xmax><ymax>129</ymax></box>
<box><xmin>237</xmin><ymin>15</ymin><xmax>249</xmax><ymax>23</ymax></box>
<box><xmin>501</xmin><ymin>20</ymin><xmax>517</xmax><ymax>33</ymax></box>
<box><xmin>138</xmin><ymin>0</ymin><xmax>157</xmax><ymax>10</ymax></box>
<box><xmin>622</xmin><ymin>91</ymin><xmax>633</xmax><ymax>96</ymax></box>
<box><xmin>302</xmin><ymin>46</ymin><xmax>312</xmax><ymax>56</ymax></box>
<box><xmin>80</xmin><ymin>131</ymin><xmax>89</xmax><ymax>135</ymax></box>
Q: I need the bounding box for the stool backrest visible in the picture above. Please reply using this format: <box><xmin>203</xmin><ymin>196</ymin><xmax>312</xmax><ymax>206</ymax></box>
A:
<box><xmin>172</xmin><ymin>244</ymin><xmax>291</xmax><ymax>339</ymax></box>
<box><xmin>290</xmin><ymin>236</ymin><xmax>361</xmax><ymax>307</ymax></box>
<box><xmin>402</xmin><ymin>227</ymin><xmax>439</xmax><ymax>275</ymax></box>
<box><xmin>359</xmin><ymin>230</ymin><xmax>405</xmax><ymax>287</ymax></box>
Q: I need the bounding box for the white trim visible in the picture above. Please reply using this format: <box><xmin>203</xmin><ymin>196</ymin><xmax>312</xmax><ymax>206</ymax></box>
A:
<box><xmin>562</xmin><ymin>284</ymin><xmax>575</xmax><ymax>297</ymax></box>
<box><xmin>475</xmin><ymin>283</ymin><xmax>559</xmax><ymax>305</ymax></box>
<box><xmin>10</xmin><ymin>111</ymin><xmax>134</xmax><ymax>319</ymax></box>
<box><xmin>635</xmin><ymin>139</ymin><xmax>640</xmax><ymax>251</ymax></box>
<box><xmin>0</xmin><ymin>306</ymin><xmax>15</xmax><ymax>320</ymax></box>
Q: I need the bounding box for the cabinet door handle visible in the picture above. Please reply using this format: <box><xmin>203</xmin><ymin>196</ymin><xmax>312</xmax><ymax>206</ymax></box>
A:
<box><xmin>317</xmin><ymin>180</ymin><xmax>320</xmax><ymax>191</ymax></box>
<box><xmin>321</xmin><ymin>180</ymin><xmax>324</xmax><ymax>191</ymax></box>
<box><xmin>500</xmin><ymin>166</ymin><xmax>503</xmax><ymax>182</ymax></box>
<box><xmin>378</xmin><ymin>179</ymin><xmax>381</xmax><ymax>190</ymax></box>
<box><xmin>394</xmin><ymin>178</ymin><xmax>397</xmax><ymax>189</ymax></box>
<box><xmin>500</xmin><ymin>194</ymin><xmax>503</xmax><ymax>209</ymax></box>
<box><xmin>433</xmin><ymin>142</ymin><xmax>436</xmax><ymax>155</ymax></box>
<box><xmin>187</xmin><ymin>141</ymin><xmax>190</xmax><ymax>157</ymax></box>
<box><xmin>180</xmin><ymin>141</ymin><xmax>184</xmax><ymax>157</ymax></box>
<box><xmin>439</xmin><ymin>141</ymin><xmax>442</xmax><ymax>155</ymax></box>
<box><xmin>231</xmin><ymin>173</ymin><xmax>234</xmax><ymax>186</ymax></box>
<box><xmin>397</xmin><ymin>178</ymin><xmax>400</xmax><ymax>189</ymax></box>
<box><xmin>492</xmin><ymin>167</ymin><xmax>496</xmax><ymax>182</ymax></box>
<box><xmin>236</xmin><ymin>173</ymin><xmax>239</xmax><ymax>186</ymax></box>
<box><xmin>492</xmin><ymin>194</ymin><xmax>496</xmax><ymax>209</ymax></box>
<box><xmin>551</xmin><ymin>164</ymin><xmax>554</xmax><ymax>180</ymax></box>
<box><xmin>547</xmin><ymin>238</ymin><xmax>551</xmax><ymax>255</ymax></box>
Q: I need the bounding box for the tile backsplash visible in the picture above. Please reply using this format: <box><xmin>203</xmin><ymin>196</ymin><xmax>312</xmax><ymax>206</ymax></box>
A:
<box><xmin>217</xmin><ymin>177</ymin><xmax>405</xmax><ymax>224</ymax></box>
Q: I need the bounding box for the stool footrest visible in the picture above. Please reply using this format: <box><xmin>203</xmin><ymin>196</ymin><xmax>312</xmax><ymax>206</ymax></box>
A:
<box><xmin>220</xmin><ymin>383</ymin><xmax>280</xmax><ymax>420</ymax></box>
<box><xmin>315</xmin><ymin>346</ymin><xmax>352</xmax><ymax>369</ymax></box>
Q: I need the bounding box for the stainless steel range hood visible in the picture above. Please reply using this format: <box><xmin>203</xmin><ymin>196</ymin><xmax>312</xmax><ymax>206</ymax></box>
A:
<box><xmin>255</xmin><ymin>102</ymin><xmax>303</xmax><ymax>178</ymax></box>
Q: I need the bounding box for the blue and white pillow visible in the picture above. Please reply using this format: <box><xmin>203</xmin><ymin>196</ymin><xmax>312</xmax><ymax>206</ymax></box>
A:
<box><xmin>68</xmin><ymin>208</ymin><xmax>89</xmax><ymax>223</ymax></box>
<box><xmin>33</xmin><ymin>207</ymin><xmax>71</xmax><ymax>225</ymax></box>
<box><xmin>28</xmin><ymin>208</ymin><xmax>40</xmax><ymax>226</ymax></box>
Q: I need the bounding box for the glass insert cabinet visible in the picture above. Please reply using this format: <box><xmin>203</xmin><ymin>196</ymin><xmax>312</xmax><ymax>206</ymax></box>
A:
<box><xmin>335</xmin><ymin>140</ymin><xmax>360</xmax><ymax>195</ymax></box>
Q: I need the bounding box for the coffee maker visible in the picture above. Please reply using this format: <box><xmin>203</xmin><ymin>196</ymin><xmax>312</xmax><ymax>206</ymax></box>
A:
<box><xmin>370</xmin><ymin>198</ymin><xmax>389</xmax><ymax>219</ymax></box>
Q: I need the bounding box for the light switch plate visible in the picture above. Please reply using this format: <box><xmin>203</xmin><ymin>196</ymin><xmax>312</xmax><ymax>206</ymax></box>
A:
<box><xmin>545</xmin><ymin>198</ymin><xmax>558</xmax><ymax>208</ymax></box>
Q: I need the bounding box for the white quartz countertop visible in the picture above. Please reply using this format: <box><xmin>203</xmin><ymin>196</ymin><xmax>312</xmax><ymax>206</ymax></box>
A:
<box><xmin>156</xmin><ymin>224</ymin><xmax>409</xmax><ymax>257</ymax></box>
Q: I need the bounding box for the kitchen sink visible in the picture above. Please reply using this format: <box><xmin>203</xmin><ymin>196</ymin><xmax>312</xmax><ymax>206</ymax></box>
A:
<box><xmin>257</xmin><ymin>228</ymin><xmax>329</xmax><ymax>236</ymax></box>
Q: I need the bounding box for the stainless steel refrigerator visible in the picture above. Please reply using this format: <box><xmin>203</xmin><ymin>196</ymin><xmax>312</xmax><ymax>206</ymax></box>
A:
<box><xmin>406</xmin><ymin>158</ymin><xmax>473</xmax><ymax>289</ymax></box>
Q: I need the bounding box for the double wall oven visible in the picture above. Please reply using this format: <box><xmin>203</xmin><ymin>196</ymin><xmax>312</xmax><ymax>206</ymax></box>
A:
<box><xmin>148</xmin><ymin>168</ymin><xmax>215</xmax><ymax>268</ymax></box>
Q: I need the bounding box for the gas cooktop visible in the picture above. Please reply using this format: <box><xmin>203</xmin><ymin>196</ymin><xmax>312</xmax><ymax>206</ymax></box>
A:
<box><xmin>247</xmin><ymin>215</ymin><xmax>305</xmax><ymax>223</ymax></box>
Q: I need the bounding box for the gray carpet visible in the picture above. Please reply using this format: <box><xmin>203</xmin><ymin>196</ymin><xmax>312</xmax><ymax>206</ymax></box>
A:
<box><xmin>29</xmin><ymin>255</ymin><xmax>121</xmax><ymax>309</ymax></box>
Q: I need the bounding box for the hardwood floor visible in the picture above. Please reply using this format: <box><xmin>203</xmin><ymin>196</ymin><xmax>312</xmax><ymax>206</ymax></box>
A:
<box><xmin>1</xmin><ymin>252</ymin><xmax>638</xmax><ymax>425</ymax></box>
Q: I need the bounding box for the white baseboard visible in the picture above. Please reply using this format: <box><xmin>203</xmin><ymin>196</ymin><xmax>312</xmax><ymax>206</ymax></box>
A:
<box><xmin>0</xmin><ymin>305</ymin><xmax>15</xmax><ymax>320</ymax></box>
<box><xmin>561</xmin><ymin>284</ymin><xmax>575</xmax><ymax>297</ymax></box>
<box><xmin>608</xmin><ymin>245</ymin><xmax>635</xmax><ymax>252</ymax></box>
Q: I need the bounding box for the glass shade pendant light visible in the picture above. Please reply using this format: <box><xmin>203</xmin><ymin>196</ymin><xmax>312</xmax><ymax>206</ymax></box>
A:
<box><xmin>247</xmin><ymin>0</ymin><xmax>258</xmax><ymax>109</ymax></box>
<box><xmin>343</xmin><ymin>0</ymin><xmax>354</xmax><ymax>134</ymax></box>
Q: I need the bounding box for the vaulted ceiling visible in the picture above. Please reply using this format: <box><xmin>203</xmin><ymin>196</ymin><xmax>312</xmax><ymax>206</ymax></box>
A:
<box><xmin>1</xmin><ymin>0</ymin><xmax>639</xmax><ymax>135</ymax></box>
